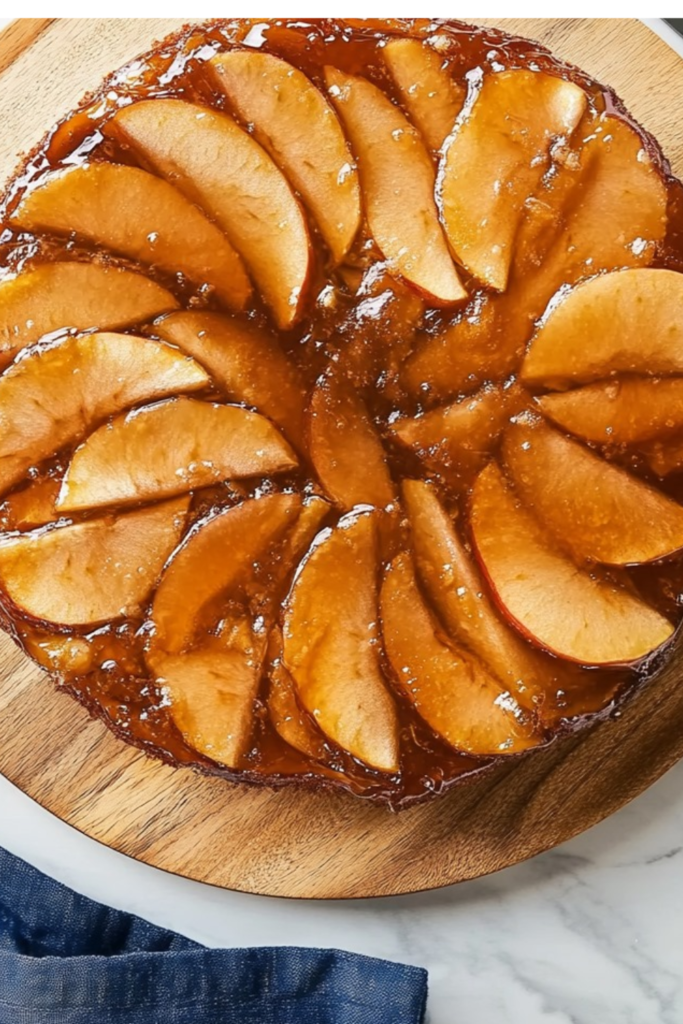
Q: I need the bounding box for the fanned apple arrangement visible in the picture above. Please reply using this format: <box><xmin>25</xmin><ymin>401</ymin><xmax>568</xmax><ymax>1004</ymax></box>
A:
<box><xmin>0</xmin><ymin>18</ymin><xmax>682</xmax><ymax>806</ymax></box>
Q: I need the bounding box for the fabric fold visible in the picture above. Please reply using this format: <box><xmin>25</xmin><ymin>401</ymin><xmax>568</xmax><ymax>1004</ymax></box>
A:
<box><xmin>0</xmin><ymin>847</ymin><xmax>428</xmax><ymax>1024</ymax></box>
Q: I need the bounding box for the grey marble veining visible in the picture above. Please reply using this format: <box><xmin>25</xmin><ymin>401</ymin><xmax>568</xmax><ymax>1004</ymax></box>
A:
<box><xmin>1</xmin><ymin>758</ymin><xmax>682</xmax><ymax>1024</ymax></box>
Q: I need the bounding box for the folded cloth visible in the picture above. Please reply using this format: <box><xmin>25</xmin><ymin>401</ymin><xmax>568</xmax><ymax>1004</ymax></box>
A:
<box><xmin>0</xmin><ymin>847</ymin><xmax>428</xmax><ymax>1024</ymax></box>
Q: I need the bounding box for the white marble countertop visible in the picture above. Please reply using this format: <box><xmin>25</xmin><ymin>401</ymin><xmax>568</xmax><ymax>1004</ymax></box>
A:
<box><xmin>1</xmin><ymin>15</ymin><xmax>683</xmax><ymax>1024</ymax></box>
<box><xmin>2</xmin><ymin>762</ymin><xmax>683</xmax><ymax>1023</ymax></box>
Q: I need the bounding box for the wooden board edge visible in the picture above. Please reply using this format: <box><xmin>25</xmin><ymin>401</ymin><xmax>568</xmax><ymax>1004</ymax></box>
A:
<box><xmin>0</xmin><ymin>17</ymin><xmax>682</xmax><ymax>899</ymax></box>
<box><xmin>0</xmin><ymin>19</ymin><xmax>54</xmax><ymax>77</ymax></box>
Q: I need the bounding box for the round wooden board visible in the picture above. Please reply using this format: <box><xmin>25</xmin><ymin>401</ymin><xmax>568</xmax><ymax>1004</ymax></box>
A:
<box><xmin>1</xmin><ymin>17</ymin><xmax>683</xmax><ymax>900</ymax></box>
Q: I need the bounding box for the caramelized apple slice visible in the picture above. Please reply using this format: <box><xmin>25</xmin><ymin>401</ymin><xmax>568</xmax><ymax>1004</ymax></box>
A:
<box><xmin>325</xmin><ymin>67</ymin><xmax>466</xmax><ymax>305</ymax></box>
<box><xmin>382</xmin><ymin>38</ymin><xmax>464</xmax><ymax>150</ymax></box>
<box><xmin>251</xmin><ymin>494</ymin><xmax>331</xmax><ymax>629</ymax></box>
<box><xmin>0</xmin><ymin>332</ymin><xmax>207</xmax><ymax>496</ymax></box>
<box><xmin>405</xmin><ymin>113</ymin><xmax>667</xmax><ymax>401</ymax></box>
<box><xmin>439</xmin><ymin>70</ymin><xmax>586</xmax><ymax>292</ymax></box>
<box><xmin>503</xmin><ymin>417</ymin><xmax>683</xmax><ymax>565</ymax></box>
<box><xmin>208</xmin><ymin>51</ymin><xmax>360</xmax><ymax>264</ymax></box>
<box><xmin>0</xmin><ymin>334</ymin><xmax>209</xmax><ymax>493</ymax></box>
<box><xmin>539</xmin><ymin>378</ymin><xmax>683</xmax><ymax>447</ymax></box>
<box><xmin>534</xmin><ymin>113</ymin><xmax>667</xmax><ymax>280</ymax></box>
<box><xmin>0</xmin><ymin>477</ymin><xmax>61</xmax><ymax>530</ymax></box>
<box><xmin>470</xmin><ymin>463</ymin><xmax>673</xmax><ymax>665</ymax></box>
<box><xmin>403</xmin><ymin>478</ymin><xmax>561</xmax><ymax>715</ymax></box>
<box><xmin>381</xmin><ymin>553</ymin><xmax>539</xmax><ymax>755</ymax></box>
<box><xmin>151</xmin><ymin>493</ymin><xmax>301</xmax><ymax>655</ymax></box>
<box><xmin>276</xmin><ymin>495</ymin><xmax>330</xmax><ymax>571</ymax></box>
<box><xmin>0</xmin><ymin>262</ymin><xmax>177</xmax><ymax>361</ymax></box>
<box><xmin>282</xmin><ymin>511</ymin><xmax>400</xmax><ymax>771</ymax></box>
<box><xmin>11</xmin><ymin>164</ymin><xmax>251</xmax><ymax>311</ymax></box>
<box><xmin>110</xmin><ymin>99</ymin><xmax>310</xmax><ymax>329</ymax></box>
<box><xmin>152</xmin><ymin>615</ymin><xmax>263</xmax><ymax>768</ymax></box>
<box><xmin>308</xmin><ymin>373</ymin><xmax>395</xmax><ymax>510</ymax></box>
<box><xmin>522</xmin><ymin>269</ymin><xmax>683</xmax><ymax>387</ymax></box>
<box><xmin>391</xmin><ymin>384</ymin><xmax>525</xmax><ymax>489</ymax></box>
<box><xmin>0</xmin><ymin>497</ymin><xmax>188</xmax><ymax>627</ymax></box>
<box><xmin>267</xmin><ymin>627</ymin><xmax>327</xmax><ymax>760</ymax></box>
<box><xmin>60</xmin><ymin>397</ymin><xmax>297</xmax><ymax>511</ymax></box>
<box><xmin>152</xmin><ymin>311</ymin><xmax>307</xmax><ymax>453</ymax></box>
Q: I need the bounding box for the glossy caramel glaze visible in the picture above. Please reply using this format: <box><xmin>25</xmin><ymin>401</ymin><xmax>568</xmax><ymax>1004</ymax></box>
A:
<box><xmin>1</xmin><ymin>18</ymin><xmax>683</xmax><ymax>807</ymax></box>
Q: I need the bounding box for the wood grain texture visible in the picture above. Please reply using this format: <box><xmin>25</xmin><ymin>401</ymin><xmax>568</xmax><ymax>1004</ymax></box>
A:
<box><xmin>0</xmin><ymin>19</ymin><xmax>52</xmax><ymax>76</ymax></box>
<box><xmin>0</xmin><ymin>18</ymin><xmax>682</xmax><ymax>899</ymax></box>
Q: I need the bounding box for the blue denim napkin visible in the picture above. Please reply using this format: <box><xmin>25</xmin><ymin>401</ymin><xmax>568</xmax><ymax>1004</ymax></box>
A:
<box><xmin>0</xmin><ymin>847</ymin><xmax>428</xmax><ymax>1023</ymax></box>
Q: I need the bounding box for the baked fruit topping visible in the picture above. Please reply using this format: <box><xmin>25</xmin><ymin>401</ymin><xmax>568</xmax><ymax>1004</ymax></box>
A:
<box><xmin>207</xmin><ymin>50</ymin><xmax>361</xmax><ymax>266</ymax></box>
<box><xmin>0</xmin><ymin>497</ymin><xmax>189</xmax><ymax>627</ymax></box>
<box><xmin>283</xmin><ymin>510</ymin><xmax>400</xmax><ymax>773</ymax></box>
<box><xmin>325</xmin><ymin>65</ymin><xmax>467</xmax><ymax>305</ymax></box>
<box><xmin>382</xmin><ymin>37</ymin><xmax>465</xmax><ymax>152</ymax></box>
<box><xmin>438</xmin><ymin>69</ymin><xmax>587</xmax><ymax>292</ymax></box>
<box><xmin>0</xmin><ymin>332</ymin><xmax>208</xmax><ymax>495</ymax></box>
<box><xmin>109</xmin><ymin>98</ymin><xmax>310</xmax><ymax>330</ymax></box>
<box><xmin>10</xmin><ymin>164</ymin><xmax>252</xmax><ymax>311</ymax></box>
<box><xmin>58</xmin><ymin>397</ymin><xmax>297</xmax><ymax>511</ymax></box>
<box><xmin>470</xmin><ymin>463</ymin><xmax>674</xmax><ymax>666</ymax></box>
<box><xmin>0</xmin><ymin>262</ymin><xmax>178</xmax><ymax>364</ymax></box>
<box><xmin>0</xmin><ymin>17</ymin><xmax>682</xmax><ymax>806</ymax></box>
<box><xmin>381</xmin><ymin>551</ymin><xmax>540</xmax><ymax>756</ymax></box>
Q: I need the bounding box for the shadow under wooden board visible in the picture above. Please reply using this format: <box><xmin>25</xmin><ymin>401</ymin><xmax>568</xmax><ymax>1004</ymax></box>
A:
<box><xmin>0</xmin><ymin>17</ymin><xmax>682</xmax><ymax>899</ymax></box>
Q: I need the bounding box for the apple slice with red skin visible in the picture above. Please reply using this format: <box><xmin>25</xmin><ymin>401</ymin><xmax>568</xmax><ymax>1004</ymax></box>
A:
<box><xmin>0</xmin><ymin>332</ymin><xmax>208</xmax><ymax>497</ymax></box>
<box><xmin>403</xmin><ymin>478</ymin><xmax>568</xmax><ymax>720</ymax></box>
<box><xmin>0</xmin><ymin>262</ymin><xmax>177</xmax><ymax>363</ymax></box>
<box><xmin>470</xmin><ymin>462</ymin><xmax>673</xmax><ymax>665</ymax></box>
<box><xmin>308</xmin><ymin>372</ymin><xmax>396</xmax><ymax>510</ymax></box>
<box><xmin>109</xmin><ymin>99</ymin><xmax>311</xmax><ymax>330</ymax></box>
<box><xmin>391</xmin><ymin>384</ymin><xmax>527</xmax><ymax>489</ymax></box>
<box><xmin>58</xmin><ymin>397</ymin><xmax>297</xmax><ymax>512</ymax></box>
<box><xmin>503</xmin><ymin>416</ymin><xmax>683</xmax><ymax>566</ymax></box>
<box><xmin>152</xmin><ymin>614</ymin><xmax>264</xmax><ymax>768</ymax></box>
<box><xmin>0</xmin><ymin>496</ymin><xmax>189</xmax><ymax>628</ymax></box>
<box><xmin>382</xmin><ymin>38</ymin><xmax>465</xmax><ymax>151</ymax></box>
<box><xmin>538</xmin><ymin>378</ymin><xmax>683</xmax><ymax>447</ymax></box>
<box><xmin>282</xmin><ymin>510</ymin><xmax>400</xmax><ymax>772</ymax></box>
<box><xmin>522</xmin><ymin>269</ymin><xmax>683</xmax><ymax>388</ymax></box>
<box><xmin>438</xmin><ymin>69</ymin><xmax>586</xmax><ymax>292</ymax></box>
<box><xmin>325</xmin><ymin>67</ymin><xmax>466</xmax><ymax>306</ymax></box>
<box><xmin>11</xmin><ymin>164</ymin><xmax>251</xmax><ymax>311</ymax></box>
<box><xmin>381</xmin><ymin>553</ymin><xmax>540</xmax><ymax>756</ymax></box>
<box><xmin>152</xmin><ymin>311</ymin><xmax>308</xmax><ymax>454</ymax></box>
<box><xmin>150</xmin><ymin>493</ymin><xmax>301</xmax><ymax>656</ymax></box>
<box><xmin>208</xmin><ymin>50</ymin><xmax>360</xmax><ymax>265</ymax></box>
<box><xmin>404</xmin><ymin>112</ymin><xmax>667</xmax><ymax>402</ymax></box>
